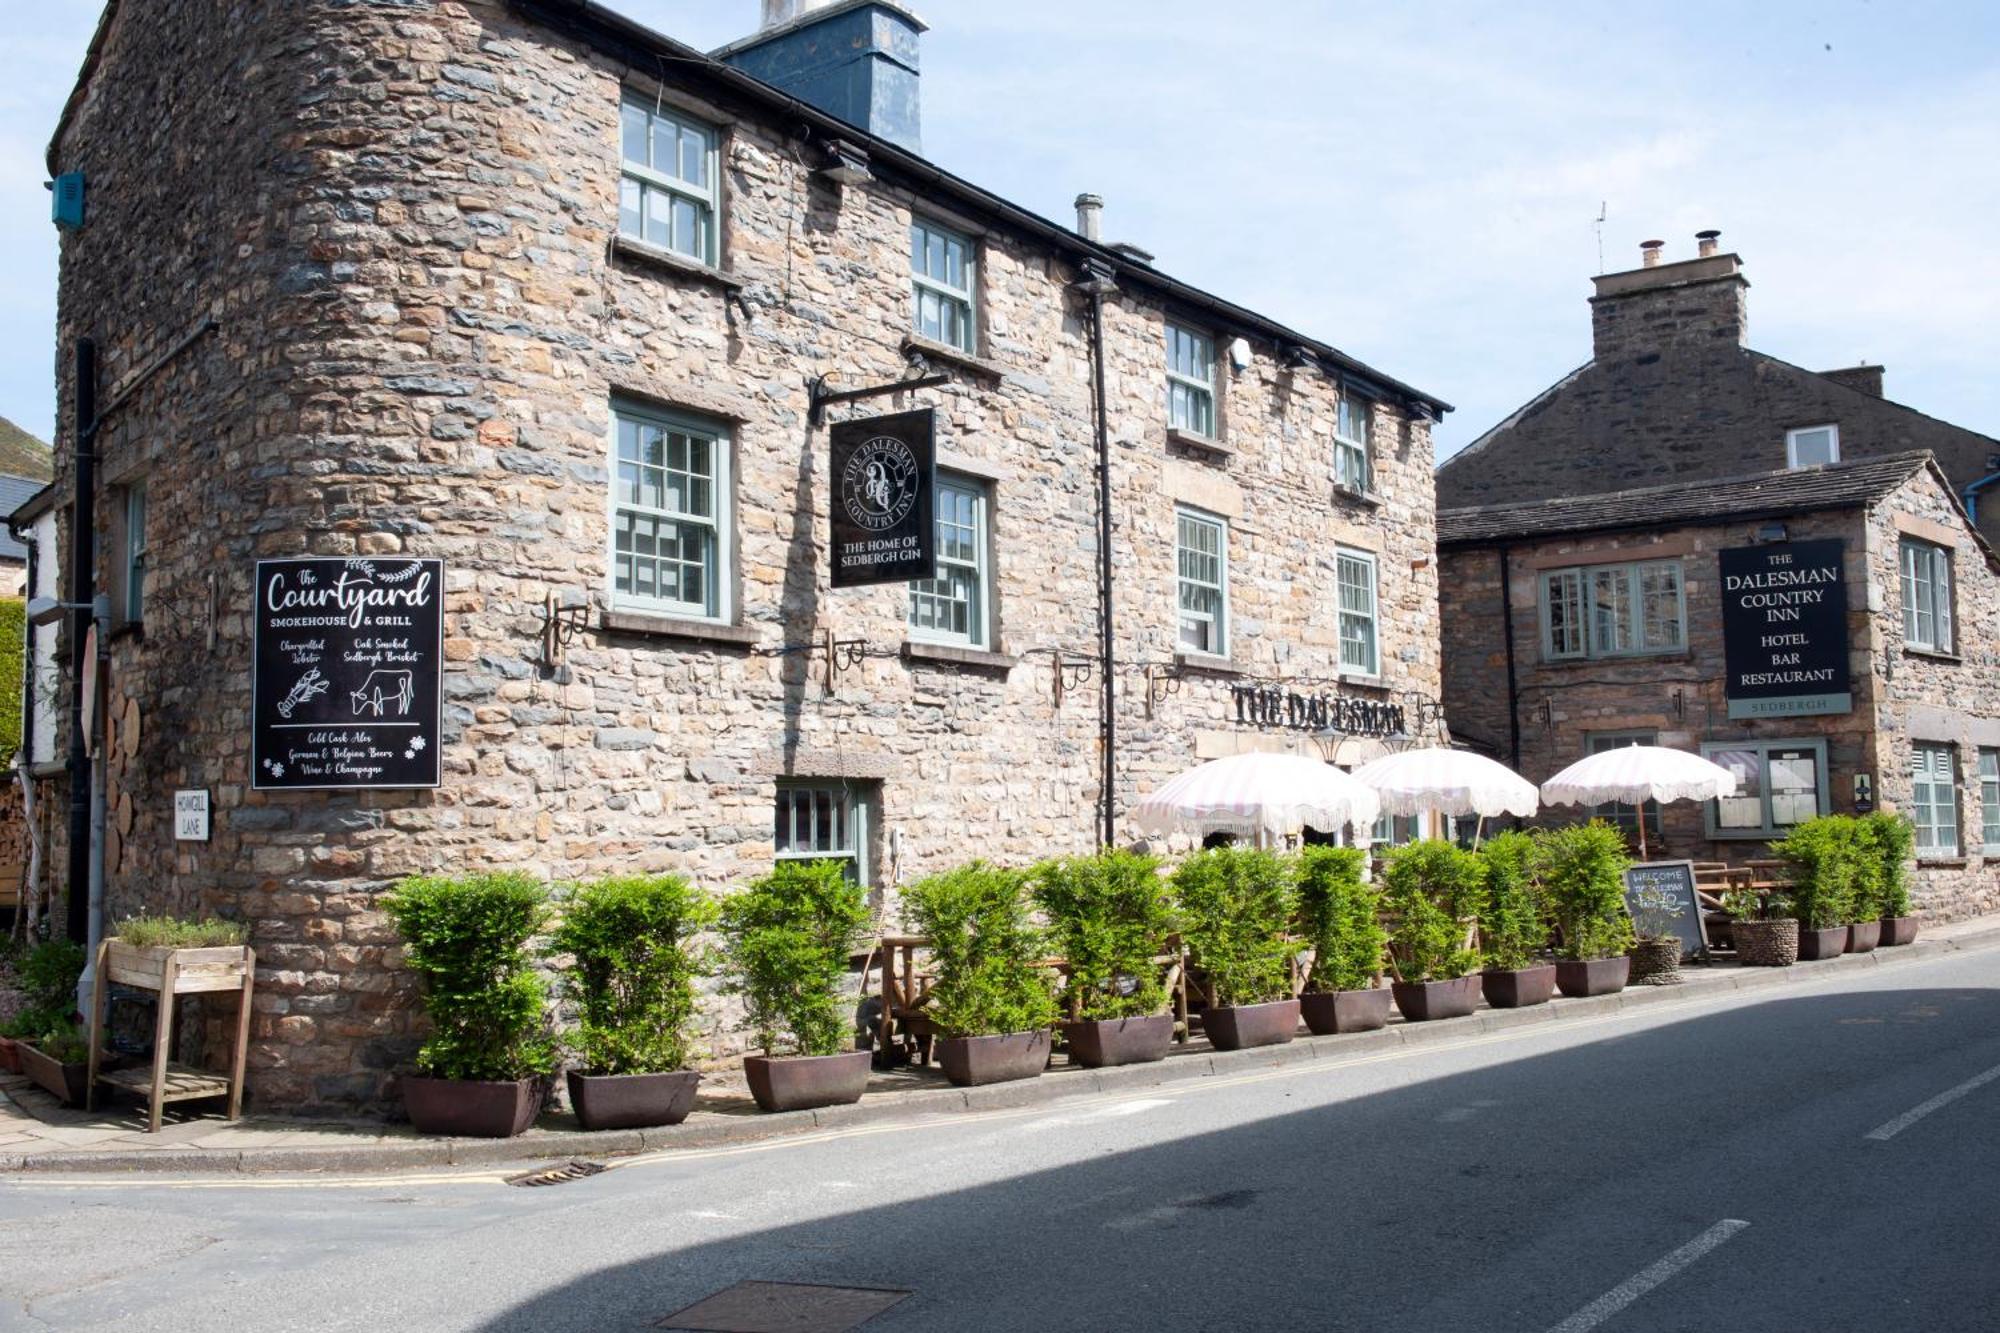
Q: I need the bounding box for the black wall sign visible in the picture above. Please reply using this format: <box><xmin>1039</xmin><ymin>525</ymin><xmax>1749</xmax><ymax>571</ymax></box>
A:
<box><xmin>1622</xmin><ymin>860</ymin><xmax>1708</xmax><ymax>961</ymax></box>
<box><xmin>1719</xmin><ymin>538</ymin><xmax>1851</xmax><ymax>719</ymax></box>
<box><xmin>830</xmin><ymin>408</ymin><xmax>936</xmax><ymax>588</ymax></box>
<box><xmin>1230</xmin><ymin>685</ymin><xmax>1407</xmax><ymax>738</ymax></box>
<box><xmin>253</xmin><ymin>557</ymin><xmax>444</xmax><ymax>790</ymax></box>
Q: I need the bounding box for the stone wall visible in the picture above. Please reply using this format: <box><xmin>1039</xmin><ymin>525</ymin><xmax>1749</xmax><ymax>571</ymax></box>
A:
<box><xmin>49</xmin><ymin>1</ymin><xmax>1440</xmax><ymax>1112</ymax></box>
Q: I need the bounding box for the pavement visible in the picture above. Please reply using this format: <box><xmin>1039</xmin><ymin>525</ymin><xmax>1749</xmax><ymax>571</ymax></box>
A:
<box><xmin>2</xmin><ymin>936</ymin><xmax>1998</xmax><ymax>1330</ymax></box>
<box><xmin>3</xmin><ymin>911</ymin><xmax>1998</xmax><ymax>1177</ymax></box>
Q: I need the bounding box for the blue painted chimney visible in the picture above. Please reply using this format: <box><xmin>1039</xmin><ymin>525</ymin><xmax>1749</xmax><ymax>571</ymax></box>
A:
<box><xmin>718</xmin><ymin>1</ymin><xmax>926</xmax><ymax>154</ymax></box>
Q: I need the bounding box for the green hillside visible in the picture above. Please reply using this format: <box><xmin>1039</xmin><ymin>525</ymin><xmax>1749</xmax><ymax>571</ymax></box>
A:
<box><xmin>0</xmin><ymin>416</ymin><xmax>52</xmax><ymax>481</ymax></box>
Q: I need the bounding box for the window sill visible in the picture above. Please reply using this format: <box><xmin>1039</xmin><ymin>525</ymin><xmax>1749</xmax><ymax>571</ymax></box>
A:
<box><xmin>1166</xmin><ymin>428</ymin><xmax>1235</xmax><ymax>460</ymax></box>
<box><xmin>900</xmin><ymin>640</ymin><xmax>1016</xmax><ymax>672</ymax></box>
<box><xmin>29</xmin><ymin>761</ymin><xmax>67</xmax><ymax>781</ymax></box>
<box><xmin>1542</xmin><ymin>650</ymin><xmax>1694</xmax><ymax>667</ymax></box>
<box><xmin>1337</xmin><ymin>672</ymin><xmax>1390</xmax><ymax>691</ymax></box>
<box><xmin>611</xmin><ymin>235</ymin><xmax>747</xmax><ymax>291</ymax></box>
<box><xmin>1332</xmin><ymin>484</ymin><xmax>1379</xmax><ymax>508</ymax></box>
<box><xmin>109</xmin><ymin>622</ymin><xmax>145</xmax><ymax>643</ymax></box>
<box><xmin>1917</xmin><ymin>857</ymin><xmax>1968</xmax><ymax>868</ymax></box>
<box><xmin>1902</xmin><ymin>646</ymin><xmax>1961</xmax><ymax>664</ymax></box>
<box><xmin>599</xmin><ymin>609</ymin><xmax>760</xmax><ymax>646</ymax></box>
<box><xmin>1173</xmin><ymin>651</ymin><xmax>1239</xmax><ymax>678</ymax></box>
<box><xmin>901</xmin><ymin>335</ymin><xmax>1006</xmax><ymax>382</ymax></box>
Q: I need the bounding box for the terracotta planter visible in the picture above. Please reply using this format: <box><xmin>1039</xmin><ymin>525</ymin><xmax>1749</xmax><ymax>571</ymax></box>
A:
<box><xmin>401</xmin><ymin>1074</ymin><xmax>541</xmax><ymax>1138</ymax></box>
<box><xmin>938</xmin><ymin>1029</ymin><xmax>1053</xmax><ymax>1087</ymax></box>
<box><xmin>565</xmin><ymin>1068</ymin><xmax>700</xmax><ymax>1131</ymax></box>
<box><xmin>1202</xmin><ymin>998</ymin><xmax>1300</xmax><ymax>1050</ymax></box>
<box><xmin>742</xmin><ymin>1050</ymin><xmax>871</xmax><ymax>1113</ymax></box>
<box><xmin>1555</xmin><ymin>956</ymin><xmax>1630</xmax><ymax>998</ymax></box>
<box><xmin>1796</xmin><ymin>925</ymin><xmax>1850</xmax><ymax>961</ymax></box>
<box><xmin>1391</xmin><ymin>975</ymin><xmax>1482</xmax><ymax>1022</ymax></box>
<box><xmin>0</xmin><ymin>1036</ymin><xmax>21</xmax><ymax>1076</ymax></box>
<box><xmin>1481</xmin><ymin>964</ymin><xmax>1557</xmax><ymax>1009</ymax></box>
<box><xmin>1627</xmin><ymin>938</ymin><xmax>1683</xmax><ymax>986</ymax></box>
<box><xmin>1880</xmin><ymin>915</ymin><xmax>1920</xmax><ymax>947</ymax></box>
<box><xmin>1844</xmin><ymin>920</ymin><xmax>1882</xmax><ymax>954</ymax></box>
<box><xmin>17</xmin><ymin>1043</ymin><xmax>90</xmax><ymax>1105</ymax></box>
<box><xmin>1299</xmin><ymin>986</ymin><xmax>1393</xmax><ymax>1034</ymax></box>
<box><xmin>1733</xmin><ymin>917</ymin><xmax>1798</xmax><ymax>967</ymax></box>
<box><xmin>1060</xmin><ymin>1014</ymin><xmax>1173</xmax><ymax>1067</ymax></box>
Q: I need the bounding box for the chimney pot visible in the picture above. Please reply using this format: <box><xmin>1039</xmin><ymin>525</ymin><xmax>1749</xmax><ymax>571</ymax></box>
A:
<box><xmin>1640</xmin><ymin>239</ymin><xmax>1665</xmax><ymax>268</ymax></box>
<box><xmin>1696</xmin><ymin>228</ymin><xmax>1721</xmax><ymax>258</ymax></box>
<box><xmin>1074</xmin><ymin>192</ymin><xmax>1103</xmax><ymax>242</ymax></box>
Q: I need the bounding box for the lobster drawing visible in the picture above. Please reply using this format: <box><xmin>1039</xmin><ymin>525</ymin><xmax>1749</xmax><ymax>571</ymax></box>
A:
<box><xmin>275</xmin><ymin>668</ymin><xmax>329</xmax><ymax>719</ymax></box>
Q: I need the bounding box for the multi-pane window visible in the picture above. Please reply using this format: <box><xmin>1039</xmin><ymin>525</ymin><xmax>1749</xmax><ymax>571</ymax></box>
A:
<box><xmin>1912</xmin><ymin>742</ymin><xmax>1958</xmax><ymax>858</ymax></box>
<box><xmin>1980</xmin><ymin>749</ymin><xmax>2000</xmax><ymax>855</ymax></box>
<box><xmin>1337</xmin><ymin>547</ymin><xmax>1380</xmax><ymax>677</ymax></box>
<box><xmin>1541</xmin><ymin>560</ymin><xmax>1684</xmax><ymax>660</ymax></box>
<box><xmin>774</xmin><ymin>783</ymin><xmax>871</xmax><ymax>885</ymax></box>
<box><xmin>910</xmin><ymin>218</ymin><xmax>975</xmax><ymax>352</ymax></box>
<box><xmin>1786</xmin><ymin>424</ymin><xmax>1839</xmax><ymax>469</ymax></box>
<box><xmin>1589</xmin><ymin>731</ymin><xmax>1662</xmax><ymax>840</ymax></box>
<box><xmin>1335</xmin><ymin>397</ymin><xmax>1371</xmax><ymax>493</ymax></box>
<box><xmin>619</xmin><ymin>96</ymin><xmax>718</xmax><ymax>263</ymax></box>
<box><xmin>611</xmin><ymin>404</ymin><xmax>728</xmax><ymax>619</ymax></box>
<box><xmin>1900</xmin><ymin>538</ymin><xmax>1954</xmax><ymax>653</ymax></box>
<box><xmin>1703</xmin><ymin>739</ymin><xmax>1826</xmax><ymax>838</ymax></box>
<box><xmin>1166</xmin><ymin>324</ymin><xmax>1216</xmax><ymax>437</ymax></box>
<box><xmin>122</xmin><ymin>481</ymin><xmax>147</xmax><ymax>625</ymax></box>
<box><xmin>1176</xmin><ymin>508</ymin><xmax>1227</xmax><ymax>655</ymax></box>
<box><xmin>908</xmin><ymin>476</ymin><xmax>988</xmax><ymax>648</ymax></box>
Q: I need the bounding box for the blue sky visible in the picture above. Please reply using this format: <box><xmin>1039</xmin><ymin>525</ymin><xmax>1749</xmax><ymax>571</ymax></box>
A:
<box><xmin>3</xmin><ymin>2</ymin><xmax>1996</xmax><ymax>461</ymax></box>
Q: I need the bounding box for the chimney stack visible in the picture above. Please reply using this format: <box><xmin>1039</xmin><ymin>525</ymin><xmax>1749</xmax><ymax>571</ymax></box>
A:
<box><xmin>1640</xmin><ymin>239</ymin><xmax>1665</xmax><ymax>268</ymax></box>
<box><xmin>1074</xmin><ymin>192</ymin><xmax>1103</xmax><ymax>242</ymax></box>
<box><xmin>718</xmin><ymin>2</ymin><xmax>928</xmax><ymax>153</ymax></box>
<box><xmin>1696</xmin><ymin>228</ymin><xmax>1721</xmax><ymax>258</ymax></box>
<box><xmin>1589</xmin><ymin>229</ymin><xmax>1749</xmax><ymax>362</ymax></box>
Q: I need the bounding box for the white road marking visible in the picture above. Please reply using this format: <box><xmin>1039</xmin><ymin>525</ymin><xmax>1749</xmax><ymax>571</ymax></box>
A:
<box><xmin>1085</xmin><ymin>1098</ymin><xmax>1175</xmax><ymax>1118</ymax></box>
<box><xmin>1864</xmin><ymin>1061</ymin><xmax>2000</xmax><ymax>1141</ymax></box>
<box><xmin>1545</xmin><ymin>1219</ymin><xmax>1750</xmax><ymax>1333</ymax></box>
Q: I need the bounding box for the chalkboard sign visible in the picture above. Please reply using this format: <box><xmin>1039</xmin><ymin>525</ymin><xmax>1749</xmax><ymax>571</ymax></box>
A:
<box><xmin>830</xmin><ymin>408</ymin><xmax>935</xmax><ymax>588</ymax></box>
<box><xmin>252</xmin><ymin>557</ymin><xmax>443</xmax><ymax>790</ymax></box>
<box><xmin>1622</xmin><ymin>860</ymin><xmax>1707</xmax><ymax>961</ymax></box>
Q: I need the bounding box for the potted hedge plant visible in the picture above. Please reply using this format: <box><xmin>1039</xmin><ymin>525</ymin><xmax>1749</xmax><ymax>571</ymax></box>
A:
<box><xmin>1174</xmin><ymin>847</ymin><xmax>1300</xmax><ymax>1049</ymax></box>
<box><xmin>3</xmin><ymin>938</ymin><xmax>84</xmax><ymax>1084</ymax></box>
<box><xmin>1032</xmin><ymin>850</ymin><xmax>1177</xmax><ymax>1067</ymax></box>
<box><xmin>1295</xmin><ymin>845</ymin><xmax>1391</xmax><ymax>1033</ymax></box>
<box><xmin>1477</xmin><ymin>831</ymin><xmax>1556</xmax><ymax>1009</ymax></box>
<box><xmin>1862</xmin><ymin>812</ymin><xmax>1919</xmax><ymax>946</ymax></box>
<box><xmin>1535</xmin><ymin>822</ymin><xmax>1635</xmax><ymax>997</ymax></box>
<box><xmin>551</xmin><ymin>872</ymin><xmax>716</xmax><ymax>1131</ymax></box>
<box><xmin>720</xmin><ymin>860</ymin><xmax>873</xmax><ymax>1112</ymax></box>
<box><xmin>904</xmin><ymin>861</ymin><xmax>1059</xmax><ymax>1086</ymax></box>
<box><xmin>1382</xmin><ymin>839</ymin><xmax>1486</xmax><ymax>1020</ymax></box>
<box><xmin>1772</xmin><ymin>816</ymin><xmax>1856</xmax><ymax>960</ymax></box>
<box><xmin>382</xmin><ymin>870</ymin><xmax>557</xmax><ymax>1137</ymax></box>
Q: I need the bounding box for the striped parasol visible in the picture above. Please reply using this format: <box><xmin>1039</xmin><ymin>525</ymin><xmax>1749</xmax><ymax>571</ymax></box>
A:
<box><xmin>1133</xmin><ymin>752</ymin><xmax>1381</xmax><ymax>845</ymax></box>
<box><xmin>1540</xmin><ymin>745</ymin><xmax>1737</xmax><ymax>856</ymax></box>
<box><xmin>1352</xmin><ymin>747</ymin><xmax>1539</xmax><ymax>820</ymax></box>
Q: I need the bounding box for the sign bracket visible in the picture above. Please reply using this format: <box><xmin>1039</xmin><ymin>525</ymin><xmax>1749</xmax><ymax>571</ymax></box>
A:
<box><xmin>809</xmin><ymin>369</ymin><xmax>950</xmax><ymax>426</ymax></box>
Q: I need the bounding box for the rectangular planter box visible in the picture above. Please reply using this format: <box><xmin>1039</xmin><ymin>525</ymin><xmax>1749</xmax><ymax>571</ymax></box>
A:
<box><xmin>104</xmin><ymin>941</ymin><xmax>253</xmax><ymax>995</ymax></box>
<box><xmin>1481</xmin><ymin>965</ymin><xmax>1557</xmax><ymax>1009</ymax></box>
<box><xmin>1060</xmin><ymin>1015</ymin><xmax>1173</xmax><ymax>1067</ymax></box>
<box><xmin>18</xmin><ymin>1043</ymin><xmax>90</xmax><ymax>1105</ymax></box>
<box><xmin>1202</xmin><ymin>998</ymin><xmax>1300</xmax><ymax>1050</ymax></box>
<box><xmin>1299</xmin><ymin>987</ymin><xmax>1393</xmax><ymax>1034</ymax></box>
<box><xmin>1392</xmin><ymin>975</ymin><xmax>1482</xmax><ymax>1022</ymax></box>
<box><xmin>1555</xmin><ymin>956</ymin><xmax>1630</xmax><ymax>998</ymax></box>
<box><xmin>1880</xmin><ymin>916</ymin><xmax>1920</xmax><ymax>947</ymax></box>
<box><xmin>566</xmin><ymin>1069</ymin><xmax>700</xmax><ymax>1131</ymax></box>
<box><xmin>938</xmin><ymin>1030</ymin><xmax>1052</xmax><ymax>1086</ymax></box>
<box><xmin>1796</xmin><ymin>926</ymin><xmax>1850</xmax><ymax>961</ymax></box>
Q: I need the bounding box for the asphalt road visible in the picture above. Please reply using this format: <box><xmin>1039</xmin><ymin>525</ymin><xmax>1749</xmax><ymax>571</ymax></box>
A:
<box><xmin>2</xmin><ymin>948</ymin><xmax>1997</xmax><ymax>1332</ymax></box>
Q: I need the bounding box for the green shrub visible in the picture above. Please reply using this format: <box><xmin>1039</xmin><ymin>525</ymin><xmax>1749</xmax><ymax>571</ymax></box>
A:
<box><xmin>0</xmin><ymin>598</ymin><xmax>22</xmax><ymax>762</ymax></box>
<box><xmin>28</xmin><ymin>1018</ymin><xmax>87</xmax><ymax>1064</ymax></box>
<box><xmin>1772</xmin><ymin>815</ymin><xmax>1861</xmax><ymax>929</ymax></box>
<box><xmin>1859</xmin><ymin>812</ymin><xmax>1915</xmax><ymax>918</ymax></box>
<box><xmin>720</xmin><ymin>860</ymin><xmax>871</xmax><ymax>1057</ymax></box>
<box><xmin>1294</xmin><ymin>846</ymin><xmax>1383</xmax><ymax>993</ymax></box>
<box><xmin>3</xmin><ymin>938</ymin><xmax>86</xmax><ymax>1039</ymax></box>
<box><xmin>1382</xmin><ymin>839</ymin><xmax>1484</xmax><ymax>981</ymax></box>
<box><xmin>382</xmin><ymin>871</ymin><xmax>556</xmax><ymax>1082</ymax></box>
<box><xmin>1173</xmin><ymin>847</ymin><xmax>1296</xmax><ymax>1007</ymax></box>
<box><xmin>551</xmin><ymin>873</ymin><xmax>716</xmax><ymax>1076</ymax></box>
<box><xmin>904</xmin><ymin>861</ymin><xmax>1057</xmax><ymax>1037</ymax></box>
<box><xmin>113</xmin><ymin>915</ymin><xmax>250</xmax><ymax>949</ymax></box>
<box><xmin>1533</xmin><ymin>822</ymin><xmax>1635</xmax><ymax>961</ymax></box>
<box><xmin>1724</xmin><ymin>888</ymin><xmax>1794</xmax><ymax>922</ymax></box>
<box><xmin>1479</xmin><ymin>830</ymin><xmax>1545</xmax><ymax>972</ymax></box>
<box><xmin>1030</xmin><ymin>850</ymin><xmax>1175</xmax><ymax>1020</ymax></box>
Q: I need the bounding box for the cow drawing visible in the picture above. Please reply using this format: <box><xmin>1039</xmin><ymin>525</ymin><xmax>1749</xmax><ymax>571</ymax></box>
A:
<box><xmin>350</xmin><ymin>670</ymin><xmax>415</xmax><ymax>718</ymax></box>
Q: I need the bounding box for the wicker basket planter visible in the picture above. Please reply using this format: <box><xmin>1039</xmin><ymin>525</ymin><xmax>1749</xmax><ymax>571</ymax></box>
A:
<box><xmin>1627</xmin><ymin>937</ymin><xmax>1683</xmax><ymax>986</ymax></box>
<box><xmin>1733</xmin><ymin>918</ymin><xmax>1798</xmax><ymax>968</ymax></box>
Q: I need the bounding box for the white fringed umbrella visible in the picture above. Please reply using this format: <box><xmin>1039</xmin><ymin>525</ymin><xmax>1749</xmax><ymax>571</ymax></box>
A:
<box><xmin>1540</xmin><ymin>745</ymin><xmax>1738</xmax><ymax>856</ymax></box>
<box><xmin>1134</xmin><ymin>752</ymin><xmax>1382</xmax><ymax>846</ymax></box>
<box><xmin>1352</xmin><ymin>747</ymin><xmax>1539</xmax><ymax>822</ymax></box>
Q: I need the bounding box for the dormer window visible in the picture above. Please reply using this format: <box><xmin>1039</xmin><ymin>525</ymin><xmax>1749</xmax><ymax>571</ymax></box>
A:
<box><xmin>1786</xmin><ymin>424</ymin><xmax>1839</xmax><ymax>469</ymax></box>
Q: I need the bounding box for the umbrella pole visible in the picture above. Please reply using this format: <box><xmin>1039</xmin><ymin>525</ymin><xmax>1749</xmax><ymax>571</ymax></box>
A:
<box><xmin>1473</xmin><ymin>815</ymin><xmax>1484</xmax><ymax>850</ymax></box>
<box><xmin>1637</xmin><ymin>810</ymin><xmax>1648</xmax><ymax>860</ymax></box>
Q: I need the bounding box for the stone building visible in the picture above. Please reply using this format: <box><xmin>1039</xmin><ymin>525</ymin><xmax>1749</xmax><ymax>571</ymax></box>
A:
<box><xmin>43</xmin><ymin>0</ymin><xmax>1448</xmax><ymax>1111</ymax></box>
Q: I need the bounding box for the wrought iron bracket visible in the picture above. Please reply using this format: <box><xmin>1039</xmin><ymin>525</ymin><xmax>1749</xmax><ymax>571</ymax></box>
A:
<box><xmin>1048</xmin><ymin>650</ymin><xmax>1095</xmax><ymax>707</ymax></box>
<box><xmin>808</xmin><ymin>360</ymin><xmax>951</xmax><ymax>426</ymax></box>
<box><xmin>809</xmin><ymin>628</ymin><xmax>869</xmax><ymax>694</ymax></box>
<box><xmin>1143</xmin><ymin>664</ymin><xmax>1182</xmax><ymax>719</ymax></box>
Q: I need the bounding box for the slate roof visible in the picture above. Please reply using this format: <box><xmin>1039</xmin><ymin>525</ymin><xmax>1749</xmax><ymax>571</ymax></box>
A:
<box><xmin>0</xmin><ymin>475</ymin><xmax>46</xmax><ymax>562</ymax></box>
<box><xmin>1437</xmin><ymin>451</ymin><xmax>1933</xmax><ymax>547</ymax></box>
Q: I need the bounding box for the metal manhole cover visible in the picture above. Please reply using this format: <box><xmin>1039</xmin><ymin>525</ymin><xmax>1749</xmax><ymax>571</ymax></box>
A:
<box><xmin>504</xmin><ymin>1160</ymin><xmax>607</xmax><ymax>1188</ymax></box>
<box><xmin>656</xmin><ymin>1280</ymin><xmax>912</xmax><ymax>1332</ymax></box>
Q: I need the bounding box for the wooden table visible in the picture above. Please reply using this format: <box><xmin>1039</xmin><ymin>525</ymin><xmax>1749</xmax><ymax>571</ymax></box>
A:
<box><xmin>86</xmin><ymin>940</ymin><xmax>254</xmax><ymax>1132</ymax></box>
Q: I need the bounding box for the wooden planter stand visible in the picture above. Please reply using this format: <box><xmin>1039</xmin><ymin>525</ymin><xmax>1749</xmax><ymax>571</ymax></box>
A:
<box><xmin>85</xmin><ymin>940</ymin><xmax>255</xmax><ymax>1132</ymax></box>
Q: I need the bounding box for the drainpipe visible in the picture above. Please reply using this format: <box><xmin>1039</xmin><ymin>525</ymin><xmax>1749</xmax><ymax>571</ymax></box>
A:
<box><xmin>65</xmin><ymin>338</ymin><xmax>96</xmax><ymax>946</ymax></box>
<box><xmin>1963</xmin><ymin>471</ymin><xmax>2000</xmax><ymax>526</ymax></box>
<box><xmin>1498</xmin><ymin>544</ymin><xmax>1522</xmax><ymax>774</ymax></box>
<box><xmin>1076</xmin><ymin>257</ymin><xmax>1119</xmax><ymax>848</ymax></box>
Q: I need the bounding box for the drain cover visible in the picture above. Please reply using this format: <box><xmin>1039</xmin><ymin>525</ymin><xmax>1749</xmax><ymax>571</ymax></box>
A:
<box><xmin>656</xmin><ymin>1280</ymin><xmax>911</xmax><ymax>1332</ymax></box>
<box><xmin>504</xmin><ymin>1160</ymin><xmax>607</xmax><ymax>1188</ymax></box>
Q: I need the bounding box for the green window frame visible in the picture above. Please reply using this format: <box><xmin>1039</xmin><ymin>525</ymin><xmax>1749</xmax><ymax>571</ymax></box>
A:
<box><xmin>908</xmin><ymin>475</ymin><xmax>989</xmax><ymax>648</ymax></box>
<box><xmin>910</xmin><ymin>217</ymin><xmax>976</xmax><ymax>352</ymax></box>
<box><xmin>619</xmin><ymin>95</ymin><xmax>719</xmax><ymax>264</ymax></box>
<box><xmin>1912</xmin><ymin>742</ymin><xmax>1959</xmax><ymax>858</ymax></box>
<box><xmin>1981</xmin><ymin>749</ymin><xmax>2000</xmax><ymax>856</ymax></box>
<box><xmin>1166</xmin><ymin>323</ymin><xmax>1216</xmax><ymax>437</ymax></box>
<box><xmin>1176</xmin><ymin>507</ymin><xmax>1227</xmax><ymax>656</ymax></box>
<box><xmin>1702</xmin><ymin>739</ymin><xmax>1828</xmax><ymax>839</ymax></box>
<box><xmin>122</xmin><ymin>480</ymin><xmax>148</xmax><ymax>626</ymax></box>
<box><xmin>1336</xmin><ymin>547</ymin><xmax>1380</xmax><ymax>677</ymax></box>
<box><xmin>1540</xmin><ymin>559</ymin><xmax>1684</xmax><ymax>661</ymax></box>
<box><xmin>774</xmin><ymin>782</ymin><xmax>872</xmax><ymax>886</ymax></box>
<box><xmin>610</xmin><ymin>402</ymin><xmax>730</xmax><ymax>621</ymax></box>
<box><xmin>1900</xmin><ymin>538</ymin><xmax>1954</xmax><ymax>653</ymax></box>
<box><xmin>1335</xmin><ymin>397</ymin><xmax>1371</xmax><ymax>493</ymax></box>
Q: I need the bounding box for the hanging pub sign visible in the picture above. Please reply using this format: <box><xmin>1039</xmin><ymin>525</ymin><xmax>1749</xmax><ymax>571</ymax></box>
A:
<box><xmin>1719</xmin><ymin>538</ymin><xmax>1851</xmax><ymax>719</ymax></box>
<box><xmin>252</xmin><ymin>557</ymin><xmax>444</xmax><ymax>790</ymax></box>
<box><xmin>829</xmin><ymin>408</ymin><xmax>936</xmax><ymax>588</ymax></box>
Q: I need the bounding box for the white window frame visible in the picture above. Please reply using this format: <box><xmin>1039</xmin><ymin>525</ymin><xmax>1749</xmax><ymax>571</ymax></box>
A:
<box><xmin>1165</xmin><ymin>323</ymin><xmax>1217</xmax><ymax>438</ymax></box>
<box><xmin>1785</xmin><ymin>424</ymin><xmax>1840</xmax><ymax>469</ymax></box>
<box><xmin>1336</xmin><ymin>546</ymin><xmax>1380</xmax><ymax>678</ymax></box>
<box><xmin>1980</xmin><ymin>748</ymin><xmax>2000</xmax><ymax>856</ymax></box>
<box><xmin>608</xmin><ymin>401</ymin><xmax>731</xmax><ymax>622</ymax></box>
<box><xmin>1912</xmin><ymin>742</ymin><xmax>1959</xmax><ymax>859</ymax></box>
<box><xmin>1539</xmin><ymin>559</ymin><xmax>1685</xmax><ymax>661</ymax></box>
<box><xmin>619</xmin><ymin>94</ymin><xmax>720</xmax><ymax>265</ymax></box>
<box><xmin>1900</xmin><ymin>537</ymin><xmax>1954</xmax><ymax>654</ymax></box>
<box><xmin>122</xmin><ymin>480</ymin><xmax>147</xmax><ymax>626</ymax></box>
<box><xmin>908</xmin><ymin>474</ymin><xmax>990</xmax><ymax>649</ymax></box>
<box><xmin>774</xmin><ymin>782</ymin><xmax>873</xmax><ymax>886</ymax></box>
<box><xmin>1335</xmin><ymin>397</ymin><xmax>1372</xmax><ymax>494</ymax></box>
<box><xmin>1175</xmin><ymin>507</ymin><xmax>1228</xmax><ymax>657</ymax></box>
<box><xmin>910</xmin><ymin>216</ymin><xmax>977</xmax><ymax>353</ymax></box>
<box><xmin>1701</xmin><ymin>738</ymin><xmax>1829</xmax><ymax>839</ymax></box>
